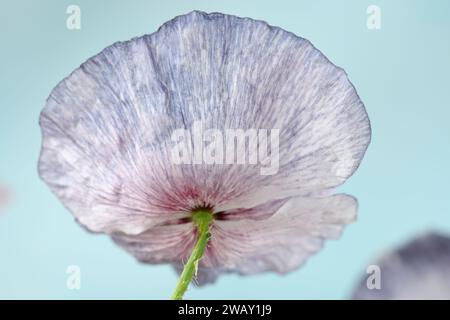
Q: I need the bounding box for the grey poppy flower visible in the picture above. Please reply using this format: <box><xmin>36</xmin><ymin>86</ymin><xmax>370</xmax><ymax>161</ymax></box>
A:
<box><xmin>352</xmin><ymin>232</ymin><xmax>450</xmax><ymax>300</ymax></box>
<box><xmin>38</xmin><ymin>11</ymin><xmax>370</xmax><ymax>288</ymax></box>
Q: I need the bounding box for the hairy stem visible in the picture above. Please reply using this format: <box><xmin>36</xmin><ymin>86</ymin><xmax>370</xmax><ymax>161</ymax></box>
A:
<box><xmin>171</xmin><ymin>209</ymin><xmax>213</xmax><ymax>300</ymax></box>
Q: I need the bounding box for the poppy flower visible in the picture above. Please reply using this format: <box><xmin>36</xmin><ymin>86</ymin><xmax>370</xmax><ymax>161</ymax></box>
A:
<box><xmin>38</xmin><ymin>11</ymin><xmax>371</xmax><ymax>298</ymax></box>
<box><xmin>352</xmin><ymin>232</ymin><xmax>450</xmax><ymax>300</ymax></box>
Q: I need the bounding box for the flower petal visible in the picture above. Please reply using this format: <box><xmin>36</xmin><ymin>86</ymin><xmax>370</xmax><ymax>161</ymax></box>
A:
<box><xmin>111</xmin><ymin>223</ymin><xmax>196</xmax><ymax>264</ymax></box>
<box><xmin>148</xmin><ymin>11</ymin><xmax>371</xmax><ymax>208</ymax></box>
<box><xmin>38</xmin><ymin>11</ymin><xmax>369</xmax><ymax>234</ymax></box>
<box><xmin>201</xmin><ymin>194</ymin><xmax>357</xmax><ymax>275</ymax></box>
<box><xmin>111</xmin><ymin>198</ymin><xmax>291</xmax><ymax>264</ymax></box>
<box><xmin>113</xmin><ymin>194</ymin><xmax>355</xmax><ymax>282</ymax></box>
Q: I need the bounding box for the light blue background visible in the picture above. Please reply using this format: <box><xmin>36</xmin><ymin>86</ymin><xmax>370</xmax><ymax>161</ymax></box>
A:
<box><xmin>1</xmin><ymin>0</ymin><xmax>449</xmax><ymax>299</ymax></box>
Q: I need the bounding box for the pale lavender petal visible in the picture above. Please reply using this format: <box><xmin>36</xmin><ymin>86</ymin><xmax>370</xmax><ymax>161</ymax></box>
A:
<box><xmin>147</xmin><ymin>11</ymin><xmax>371</xmax><ymax>209</ymax></box>
<box><xmin>158</xmin><ymin>195</ymin><xmax>355</xmax><ymax>284</ymax></box>
<box><xmin>111</xmin><ymin>198</ymin><xmax>292</xmax><ymax>265</ymax></box>
<box><xmin>112</xmin><ymin>223</ymin><xmax>195</xmax><ymax>264</ymax></box>
<box><xmin>39</xmin><ymin>11</ymin><xmax>370</xmax><ymax>233</ymax></box>
<box><xmin>201</xmin><ymin>194</ymin><xmax>357</xmax><ymax>275</ymax></box>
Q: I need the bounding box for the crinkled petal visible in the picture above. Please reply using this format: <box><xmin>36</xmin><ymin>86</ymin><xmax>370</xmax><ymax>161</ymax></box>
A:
<box><xmin>38</xmin><ymin>11</ymin><xmax>369</xmax><ymax>234</ymax></box>
<box><xmin>111</xmin><ymin>198</ymin><xmax>292</xmax><ymax>265</ymax></box>
<box><xmin>147</xmin><ymin>11</ymin><xmax>371</xmax><ymax>210</ymax></box>
<box><xmin>199</xmin><ymin>194</ymin><xmax>357</xmax><ymax>275</ymax></box>
<box><xmin>118</xmin><ymin>194</ymin><xmax>355</xmax><ymax>283</ymax></box>
<box><xmin>111</xmin><ymin>223</ymin><xmax>196</xmax><ymax>264</ymax></box>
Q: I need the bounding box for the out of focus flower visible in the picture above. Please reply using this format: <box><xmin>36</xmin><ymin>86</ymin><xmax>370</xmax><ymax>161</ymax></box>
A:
<box><xmin>38</xmin><ymin>11</ymin><xmax>370</xmax><ymax>296</ymax></box>
<box><xmin>0</xmin><ymin>186</ymin><xmax>10</xmax><ymax>212</ymax></box>
<box><xmin>352</xmin><ymin>232</ymin><xmax>450</xmax><ymax>300</ymax></box>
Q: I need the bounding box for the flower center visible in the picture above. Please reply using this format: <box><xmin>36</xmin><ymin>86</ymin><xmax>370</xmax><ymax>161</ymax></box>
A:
<box><xmin>191</xmin><ymin>208</ymin><xmax>214</xmax><ymax>227</ymax></box>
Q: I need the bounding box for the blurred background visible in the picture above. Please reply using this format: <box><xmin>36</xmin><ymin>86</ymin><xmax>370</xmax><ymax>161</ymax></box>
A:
<box><xmin>0</xmin><ymin>0</ymin><xmax>449</xmax><ymax>299</ymax></box>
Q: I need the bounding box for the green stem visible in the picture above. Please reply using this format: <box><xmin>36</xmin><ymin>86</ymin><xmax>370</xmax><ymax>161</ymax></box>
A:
<box><xmin>171</xmin><ymin>209</ymin><xmax>213</xmax><ymax>300</ymax></box>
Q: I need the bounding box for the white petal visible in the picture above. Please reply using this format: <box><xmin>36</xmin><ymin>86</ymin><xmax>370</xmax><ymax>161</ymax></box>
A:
<box><xmin>202</xmin><ymin>194</ymin><xmax>357</xmax><ymax>274</ymax></box>
<box><xmin>113</xmin><ymin>194</ymin><xmax>356</xmax><ymax>282</ymax></box>
<box><xmin>112</xmin><ymin>222</ymin><xmax>196</xmax><ymax>264</ymax></box>
<box><xmin>112</xmin><ymin>198</ymin><xmax>289</xmax><ymax>264</ymax></box>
